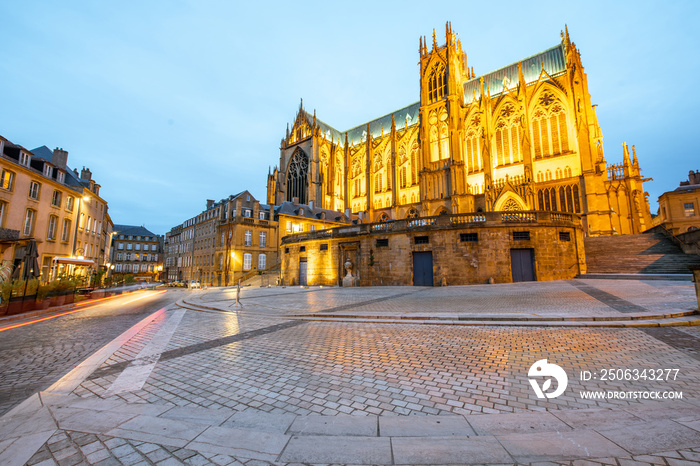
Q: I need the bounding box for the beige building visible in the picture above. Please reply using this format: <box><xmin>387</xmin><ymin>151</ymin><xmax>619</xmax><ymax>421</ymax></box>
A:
<box><xmin>215</xmin><ymin>191</ymin><xmax>277</xmax><ymax>286</ymax></box>
<box><xmin>110</xmin><ymin>225</ymin><xmax>163</xmax><ymax>282</ymax></box>
<box><xmin>0</xmin><ymin>137</ymin><xmax>110</xmax><ymax>282</ymax></box>
<box><xmin>274</xmin><ymin>199</ymin><xmax>349</xmax><ymax>254</ymax></box>
<box><xmin>268</xmin><ymin>25</ymin><xmax>653</xmax><ymax>237</ymax></box>
<box><xmin>655</xmin><ymin>170</ymin><xmax>700</xmax><ymax>235</ymax></box>
<box><xmin>164</xmin><ymin>191</ymin><xmax>278</xmax><ymax>286</ymax></box>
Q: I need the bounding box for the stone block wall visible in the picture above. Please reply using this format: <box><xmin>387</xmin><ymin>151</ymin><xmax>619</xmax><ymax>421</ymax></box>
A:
<box><xmin>281</xmin><ymin>215</ymin><xmax>585</xmax><ymax>287</ymax></box>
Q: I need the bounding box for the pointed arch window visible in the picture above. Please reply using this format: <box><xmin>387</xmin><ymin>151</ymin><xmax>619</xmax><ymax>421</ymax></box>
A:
<box><xmin>410</xmin><ymin>141</ymin><xmax>419</xmax><ymax>184</ymax></box>
<box><xmin>430</xmin><ymin>125</ymin><xmax>439</xmax><ymax>163</ymax></box>
<box><xmin>385</xmin><ymin>146</ymin><xmax>392</xmax><ymax>191</ymax></box>
<box><xmin>537</xmin><ymin>187</ymin><xmax>558</xmax><ymax>211</ymax></box>
<box><xmin>428</xmin><ymin>64</ymin><xmax>447</xmax><ymax>103</ymax></box>
<box><xmin>538</xmin><ymin>185</ymin><xmax>580</xmax><ymax>212</ymax></box>
<box><xmin>320</xmin><ymin>150</ymin><xmax>331</xmax><ymax>196</ymax></box>
<box><xmin>465</xmin><ymin>129</ymin><xmax>481</xmax><ymax>174</ymax></box>
<box><xmin>439</xmin><ymin>122</ymin><xmax>450</xmax><ymax>160</ymax></box>
<box><xmin>398</xmin><ymin>144</ymin><xmax>408</xmax><ymax>188</ymax></box>
<box><xmin>531</xmin><ymin>91</ymin><xmax>570</xmax><ymax>159</ymax></box>
<box><xmin>494</xmin><ymin>103</ymin><xmax>521</xmax><ymax>166</ymax></box>
<box><xmin>286</xmin><ymin>148</ymin><xmax>309</xmax><ymax>204</ymax></box>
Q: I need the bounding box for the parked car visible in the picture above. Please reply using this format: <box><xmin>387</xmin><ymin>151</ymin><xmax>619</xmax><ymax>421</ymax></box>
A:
<box><xmin>189</xmin><ymin>280</ymin><xmax>201</xmax><ymax>289</ymax></box>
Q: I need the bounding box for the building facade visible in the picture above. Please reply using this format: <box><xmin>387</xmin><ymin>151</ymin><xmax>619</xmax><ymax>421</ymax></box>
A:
<box><xmin>268</xmin><ymin>25</ymin><xmax>653</xmax><ymax>237</ymax></box>
<box><xmin>0</xmin><ymin>137</ymin><xmax>111</xmax><ymax>281</ymax></box>
<box><xmin>275</xmin><ymin>199</ymin><xmax>349</xmax><ymax>254</ymax></box>
<box><xmin>110</xmin><ymin>225</ymin><xmax>164</xmax><ymax>282</ymax></box>
<box><xmin>164</xmin><ymin>225</ymin><xmax>183</xmax><ymax>282</ymax></box>
<box><xmin>214</xmin><ymin>191</ymin><xmax>277</xmax><ymax>286</ymax></box>
<box><xmin>655</xmin><ymin>170</ymin><xmax>700</xmax><ymax>235</ymax></box>
<box><xmin>164</xmin><ymin>191</ymin><xmax>278</xmax><ymax>286</ymax></box>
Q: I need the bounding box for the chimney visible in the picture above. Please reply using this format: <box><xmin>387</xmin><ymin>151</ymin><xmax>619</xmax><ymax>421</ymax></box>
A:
<box><xmin>308</xmin><ymin>200</ymin><xmax>314</xmax><ymax>211</ymax></box>
<box><xmin>52</xmin><ymin>148</ymin><xmax>68</xmax><ymax>170</ymax></box>
<box><xmin>80</xmin><ymin>167</ymin><xmax>92</xmax><ymax>181</ymax></box>
<box><xmin>206</xmin><ymin>199</ymin><xmax>215</xmax><ymax>209</ymax></box>
<box><xmin>690</xmin><ymin>170</ymin><xmax>700</xmax><ymax>185</ymax></box>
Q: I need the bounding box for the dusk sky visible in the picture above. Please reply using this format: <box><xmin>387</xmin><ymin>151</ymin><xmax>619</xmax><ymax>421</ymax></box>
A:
<box><xmin>2</xmin><ymin>1</ymin><xmax>698</xmax><ymax>235</ymax></box>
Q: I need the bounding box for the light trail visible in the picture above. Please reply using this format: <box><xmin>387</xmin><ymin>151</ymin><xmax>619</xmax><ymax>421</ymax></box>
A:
<box><xmin>121</xmin><ymin>290</ymin><xmax>166</xmax><ymax>305</ymax></box>
<box><xmin>0</xmin><ymin>290</ymin><xmax>167</xmax><ymax>333</ymax></box>
<box><xmin>0</xmin><ymin>307</ymin><xmax>88</xmax><ymax>332</ymax></box>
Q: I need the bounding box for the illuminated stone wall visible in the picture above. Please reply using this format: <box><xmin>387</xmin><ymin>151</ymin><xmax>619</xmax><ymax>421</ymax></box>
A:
<box><xmin>281</xmin><ymin>212</ymin><xmax>585</xmax><ymax>287</ymax></box>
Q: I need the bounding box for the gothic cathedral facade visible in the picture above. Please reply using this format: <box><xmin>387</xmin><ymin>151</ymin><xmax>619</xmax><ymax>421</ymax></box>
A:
<box><xmin>267</xmin><ymin>24</ymin><xmax>652</xmax><ymax>236</ymax></box>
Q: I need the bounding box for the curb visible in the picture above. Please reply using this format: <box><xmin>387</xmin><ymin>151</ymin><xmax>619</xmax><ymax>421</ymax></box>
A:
<box><xmin>283</xmin><ymin>315</ymin><xmax>700</xmax><ymax>328</ymax></box>
<box><xmin>178</xmin><ymin>298</ymin><xmax>700</xmax><ymax>328</ymax></box>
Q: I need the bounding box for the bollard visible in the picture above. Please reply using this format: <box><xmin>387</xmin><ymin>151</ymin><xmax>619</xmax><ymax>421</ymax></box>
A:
<box><xmin>690</xmin><ymin>265</ymin><xmax>700</xmax><ymax>311</ymax></box>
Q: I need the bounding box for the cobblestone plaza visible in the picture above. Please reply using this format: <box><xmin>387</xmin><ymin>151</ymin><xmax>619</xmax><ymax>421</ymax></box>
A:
<box><xmin>1</xmin><ymin>279</ymin><xmax>699</xmax><ymax>465</ymax></box>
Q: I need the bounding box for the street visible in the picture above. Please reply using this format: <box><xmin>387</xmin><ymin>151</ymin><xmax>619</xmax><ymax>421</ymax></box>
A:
<box><xmin>0</xmin><ymin>280</ymin><xmax>698</xmax><ymax>465</ymax></box>
<box><xmin>0</xmin><ymin>289</ymin><xmax>187</xmax><ymax>417</ymax></box>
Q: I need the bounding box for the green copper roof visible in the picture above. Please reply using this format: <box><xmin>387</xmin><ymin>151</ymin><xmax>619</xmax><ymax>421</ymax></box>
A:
<box><xmin>301</xmin><ymin>102</ymin><xmax>420</xmax><ymax>147</ymax></box>
<box><xmin>302</xmin><ymin>110</ymin><xmax>344</xmax><ymax>143</ymax></box>
<box><xmin>463</xmin><ymin>44</ymin><xmax>566</xmax><ymax>104</ymax></box>
<box><xmin>345</xmin><ymin>101</ymin><xmax>420</xmax><ymax>146</ymax></box>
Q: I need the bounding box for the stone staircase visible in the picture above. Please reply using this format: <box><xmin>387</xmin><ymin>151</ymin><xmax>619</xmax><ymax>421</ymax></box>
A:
<box><xmin>584</xmin><ymin>232</ymin><xmax>700</xmax><ymax>274</ymax></box>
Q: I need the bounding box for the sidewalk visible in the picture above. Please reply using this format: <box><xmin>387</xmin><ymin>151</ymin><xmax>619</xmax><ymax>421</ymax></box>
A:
<box><xmin>1</xmin><ymin>279</ymin><xmax>699</xmax><ymax>465</ymax></box>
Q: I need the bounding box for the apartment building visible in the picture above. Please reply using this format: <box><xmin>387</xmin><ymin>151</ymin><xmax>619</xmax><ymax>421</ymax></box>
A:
<box><xmin>110</xmin><ymin>225</ymin><xmax>164</xmax><ymax>282</ymax></box>
<box><xmin>0</xmin><ymin>137</ymin><xmax>111</xmax><ymax>281</ymax></box>
<box><xmin>164</xmin><ymin>191</ymin><xmax>278</xmax><ymax>286</ymax></box>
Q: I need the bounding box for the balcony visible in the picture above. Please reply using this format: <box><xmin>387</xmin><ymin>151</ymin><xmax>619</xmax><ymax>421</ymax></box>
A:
<box><xmin>0</xmin><ymin>228</ymin><xmax>20</xmax><ymax>243</ymax></box>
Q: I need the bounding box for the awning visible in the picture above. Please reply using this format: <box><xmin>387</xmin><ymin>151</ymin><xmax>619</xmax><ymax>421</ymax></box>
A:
<box><xmin>51</xmin><ymin>257</ymin><xmax>96</xmax><ymax>266</ymax></box>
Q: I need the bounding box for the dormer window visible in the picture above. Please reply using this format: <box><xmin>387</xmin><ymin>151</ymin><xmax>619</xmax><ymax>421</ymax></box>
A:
<box><xmin>43</xmin><ymin>164</ymin><xmax>52</xmax><ymax>177</ymax></box>
<box><xmin>57</xmin><ymin>171</ymin><xmax>65</xmax><ymax>183</ymax></box>
<box><xmin>20</xmin><ymin>152</ymin><xmax>31</xmax><ymax>167</ymax></box>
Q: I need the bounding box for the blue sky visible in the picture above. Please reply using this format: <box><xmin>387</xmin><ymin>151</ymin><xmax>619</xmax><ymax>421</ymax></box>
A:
<box><xmin>1</xmin><ymin>1</ymin><xmax>698</xmax><ymax>234</ymax></box>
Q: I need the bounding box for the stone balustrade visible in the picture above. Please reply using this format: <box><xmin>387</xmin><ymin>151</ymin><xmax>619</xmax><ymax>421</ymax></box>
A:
<box><xmin>281</xmin><ymin>211</ymin><xmax>580</xmax><ymax>245</ymax></box>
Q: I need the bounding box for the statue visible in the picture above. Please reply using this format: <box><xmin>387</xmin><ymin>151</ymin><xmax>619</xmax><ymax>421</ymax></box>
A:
<box><xmin>344</xmin><ymin>257</ymin><xmax>353</xmax><ymax>278</ymax></box>
<box><xmin>342</xmin><ymin>256</ymin><xmax>356</xmax><ymax>287</ymax></box>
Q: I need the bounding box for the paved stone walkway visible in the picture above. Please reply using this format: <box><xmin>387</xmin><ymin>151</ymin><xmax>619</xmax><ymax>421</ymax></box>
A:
<box><xmin>1</xmin><ymin>279</ymin><xmax>699</xmax><ymax>465</ymax></box>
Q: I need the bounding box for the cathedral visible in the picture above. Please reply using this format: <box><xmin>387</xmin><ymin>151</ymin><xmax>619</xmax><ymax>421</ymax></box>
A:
<box><xmin>267</xmin><ymin>24</ymin><xmax>652</xmax><ymax>236</ymax></box>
